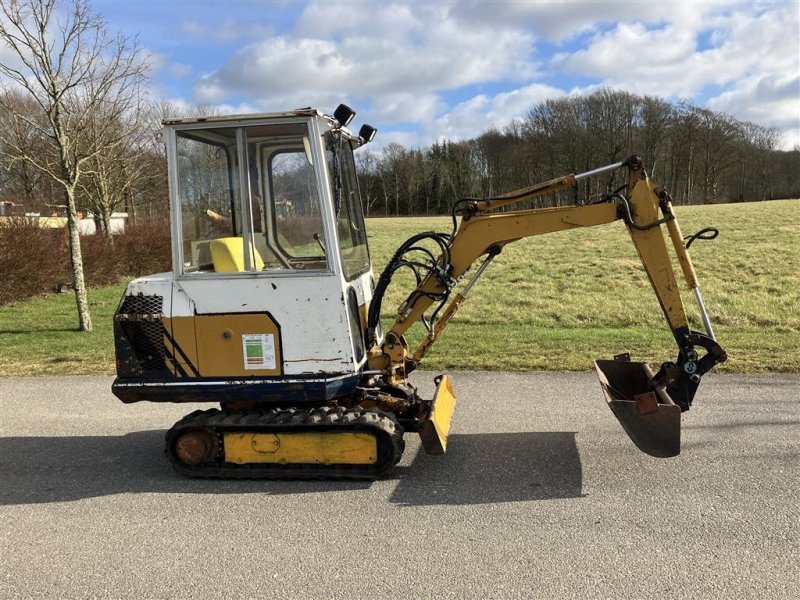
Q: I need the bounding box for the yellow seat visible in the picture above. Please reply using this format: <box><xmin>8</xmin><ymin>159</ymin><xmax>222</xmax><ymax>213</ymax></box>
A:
<box><xmin>209</xmin><ymin>237</ymin><xmax>265</xmax><ymax>272</ymax></box>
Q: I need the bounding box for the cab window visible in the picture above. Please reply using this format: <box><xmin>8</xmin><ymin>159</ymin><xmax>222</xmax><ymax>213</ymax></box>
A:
<box><xmin>326</xmin><ymin>134</ymin><xmax>370</xmax><ymax>280</ymax></box>
<box><xmin>174</xmin><ymin>121</ymin><xmax>329</xmax><ymax>274</ymax></box>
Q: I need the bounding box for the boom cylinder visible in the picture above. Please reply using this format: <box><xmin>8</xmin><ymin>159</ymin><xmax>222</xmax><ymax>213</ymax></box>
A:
<box><xmin>662</xmin><ymin>200</ymin><xmax>699</xmax><ymax>289</ymax></box>
<box><xmin>574</xmin><ymin>160</ymin><xmax>625</xmax><ymax>181</ymax></box>
<box><xmin>412</xmin><ymin>250</ymin><xmax>498</xmax><ymax>363</ymax></box>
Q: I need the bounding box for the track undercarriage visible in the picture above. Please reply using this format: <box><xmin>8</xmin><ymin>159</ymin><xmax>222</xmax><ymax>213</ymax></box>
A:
<box><xmin>166</xmin><ymin>406</ymin><xmax>405</xmax><ymax>479</ymax></box>
<box><xmin>164</xmin><ymin>375</ymin><xmax>456</xmax><ymax>480</ymax></box>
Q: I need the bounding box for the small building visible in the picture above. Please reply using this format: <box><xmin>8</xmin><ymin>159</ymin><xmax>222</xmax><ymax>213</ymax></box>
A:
<box><xmin>0</xmin><ymin>211</ymin><xmax>128</xmax><ymax>233</ymax></box>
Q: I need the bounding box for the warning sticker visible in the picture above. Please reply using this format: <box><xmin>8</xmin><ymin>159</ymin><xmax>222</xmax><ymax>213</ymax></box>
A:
<box><xmin>241</xmin><ymin>334</ymin><xmax>276</xmax><ymax>370</ymax></box>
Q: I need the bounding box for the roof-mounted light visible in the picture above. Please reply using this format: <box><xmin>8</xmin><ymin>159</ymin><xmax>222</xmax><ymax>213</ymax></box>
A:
<box><xmin>358</xmin><ymin>124</ymin><xmax>377</xmax><ymax>144</ymax></box>
<box><xmin>333</xmin><ymin>104</ymin><xmax>356</xmax><ymax>127</ymax></box>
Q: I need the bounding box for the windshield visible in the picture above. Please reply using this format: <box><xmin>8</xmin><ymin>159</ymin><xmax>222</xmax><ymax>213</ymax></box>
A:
<box><xmin>326</xmin><ymin>133</ymin><xmax>370</xmax><ymax>280</ymax></box>
<box><xmin>173</xmin><ymin>121</ymin><xmax>329</xmax><ymax>274</ymax></box>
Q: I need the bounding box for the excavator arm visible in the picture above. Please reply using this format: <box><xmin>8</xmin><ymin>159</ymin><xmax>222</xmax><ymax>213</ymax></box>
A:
<box><xmin>366</xmin><ymin>157</ymin><xmax>727</xmax><ymax>457</ymax></box>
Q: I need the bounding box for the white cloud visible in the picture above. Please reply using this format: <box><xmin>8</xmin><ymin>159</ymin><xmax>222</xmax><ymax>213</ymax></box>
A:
<box><xmin>168</xmin><ymin>63</ymin><xmax>192</xmax><ymax>78</ymax></box>
<box><xmin>450</xmin><ymin>0</ymin><xmax>733</xmax><ymax>42</ymax></box>
<box><xmin>708</xmin><ymin>73</ymin><xmax>800</xmax><ymax>149</ymax></box>
<box><xmin>294</xmin><ymin>2</ymin><xmax>420</xmax><ymax>39</ymax></box>
<box><xmin>547</xmin><ymin>2</ymin><xmax>799</xmax><ymax>146</ymax></box>
<box><xmin>781</xmin><ymin>129</ymin><xmax>800</xmax><ymax>151</ymax></box>
<box><xmin>369</xmin><ymin>93</ymin><xmax>444</xmax><ymax>124</ymax></box>
<box><xmin>369</xmin><ymin>130</ymin><xmax>425</xmax><ymax>152</ymax></box>
<box><xmin>193</xmin><ymin>2</ymin><xmax>537</xmax><ymax>122</ymax></box>
<box><xmin>552</xmin><ymin>3</ymin><xmax>799</xmax><ymax>95</ymax></box>
<box><xmin>194</xmin><ymin>36</ymin><xmax>350</xmax><ymax>103</ymax></box>
<box><xmin>211</xmin><ymin>101</ymin><xmax>263</xmax><ymax>116</ymax></box>
<box><xmin>180</xmin><ymin>19</ymin><xmax>272</xmax><ymax>43</ymax></box>
<box><xmin>177</xmin><ymin>0</ymin><xmax>798</xmax><ymax>148</ymax></box>
<box><xmin>428</xmin><ymin>83</ymin><xmax>567</xmax><ymax>141</ymax></box>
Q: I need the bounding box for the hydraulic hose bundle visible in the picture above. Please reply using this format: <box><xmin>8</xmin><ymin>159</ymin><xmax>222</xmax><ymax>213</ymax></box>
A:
<box><xmin>366</xmin><ymin>231</ymin><xmax>455</xmax><ymax>348</ymax></box>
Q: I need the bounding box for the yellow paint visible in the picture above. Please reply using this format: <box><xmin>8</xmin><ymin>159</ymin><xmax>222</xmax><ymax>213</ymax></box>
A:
<box><xmin>210</xmin><ymin>237</ymin><xmax>265</xmax><ymax>272</ymax></box>
<box><xmin>625</xmin><ymin>179</ymin><xmax>689</xmax><ymax>331</ymax></box>
<box><xmin>194</xmin><ymin>313</ymin><xmax>282</xmax><ymax>377</ymax></box>
<box><xmin>420</xmin><ymin>375</ymin><xmax>457</xmax><ymax>455</ymax></box>
<box><xmin>379</xmin><ymin>164</ymin><xmax>696</xmax><ymax>377</ymax></box>
<box><xmin>166</xmin><ymin>316</ymin><xmax>198</xmax><ymax>377</ymax></box>
<box><xmin>366</xmin><ymin>348</ymin><xmax>390</xmax><ymax>371</ymax></box>
<box><xmin>662</xmin><ymin>201</ymin><xmax>700</xmax><ymax>290</ymax></box>
<box><xmin>357</xmin><ymin>302</ymin><xmax>368</xmax><ymax>333</ymax></box>
<box><xmin>223</xmin><ymin>431</ymin><xmax>377</xmax><ymax>465</ymax></box>
<box><xmin>165</xmin><ymin>313</ymin><xmax>282</xmax><ymax>377</ymax></box>
<box><xmin>388</xmin><ymin>203</ymin><xmax>619</xmax><ymax>342</ymax></box>
<box><xmin>412</xmin><ymin>293</ymin><xmax>465</xmax><ymax>363</ymax></box>
<box><xmin>473</xmin><ymin>174</ymin><xmax>577</xmax><ymax>212</ymax></box>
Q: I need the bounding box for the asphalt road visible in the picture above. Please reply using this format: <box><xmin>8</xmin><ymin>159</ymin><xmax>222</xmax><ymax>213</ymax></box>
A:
<box><xmin>0</xmin><ymin>372</ymin><xmax>798</xmax><ymax>599</ymax></box>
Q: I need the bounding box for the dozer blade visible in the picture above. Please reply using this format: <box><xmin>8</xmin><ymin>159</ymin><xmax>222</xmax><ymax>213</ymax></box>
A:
<box><xmin>419</xmin><ymin>375</ymin><xmax>457</xmax><ymax>455</ymax></box>
<box><xmin>595</xmin><ymin>358</ymin><xmax>681</xmax><ymax>458</ymax></box>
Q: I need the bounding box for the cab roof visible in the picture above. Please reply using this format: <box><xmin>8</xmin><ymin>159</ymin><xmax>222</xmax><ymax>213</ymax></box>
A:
<box><xmin>162</xmin><ymin>107</ymin><xmax>327</xmax><ymax>127</ymax></box>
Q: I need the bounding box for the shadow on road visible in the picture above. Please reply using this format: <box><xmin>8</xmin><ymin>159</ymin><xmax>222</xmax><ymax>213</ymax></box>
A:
<box><xmin>0</xmin><ymin>430</ymin><xmax>373</xmax><ymax>504</ymax></box>
<box><xmin>0</xmin><ymin>430</ymin><xmax>583</xmax><ymax>506</ymax></box>
<box><xmin>390</xmin><ymin>432</ymin><xmax>583</xmax><ymax>506</ymax></box>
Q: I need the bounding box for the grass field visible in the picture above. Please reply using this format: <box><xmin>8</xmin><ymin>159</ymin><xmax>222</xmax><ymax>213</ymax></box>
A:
<box><xmin>0</xmin><ymin>199</ymin><xmax>798</xmax><ymax>376</ymax></box>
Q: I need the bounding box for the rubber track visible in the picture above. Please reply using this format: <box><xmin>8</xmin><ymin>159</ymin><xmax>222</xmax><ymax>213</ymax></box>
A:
<box><xmin>165</xmin><ymin>406</ymin><xmax>405</xmax><ymax>480</ymax></box>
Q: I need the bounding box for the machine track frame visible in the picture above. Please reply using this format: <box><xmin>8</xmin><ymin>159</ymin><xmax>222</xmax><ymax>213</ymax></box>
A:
<box><xmin>165</xmin><ymin>406</ymin><xmax>405</xmax><ymax>480</ymax></box>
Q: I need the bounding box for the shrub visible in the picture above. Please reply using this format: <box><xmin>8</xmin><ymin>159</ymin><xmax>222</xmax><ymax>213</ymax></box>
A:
<box><xmin>0</xmin><ymin>218</ymin><xmax>69</xmax><ymax>305</ymax></box>
<box><xmin>82</xmin><ymin>232</ymin><xmax>121</xmax><ymax>287</ymax></box>
<box><xmin>0</xmin><ymin>217</ymin><xmax>172</xmax><ymax>306</ymax></box>
<box><xmin>116</xmin><ymin>220</ymin><xmax>172</xmax><ymax>276</ymax></box>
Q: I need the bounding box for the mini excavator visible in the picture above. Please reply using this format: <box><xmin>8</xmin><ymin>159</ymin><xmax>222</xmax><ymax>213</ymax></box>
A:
<box><xmin>112</xmin><ymin>105</ymin><xmax>727</xmax><ymax>479</ymax></box>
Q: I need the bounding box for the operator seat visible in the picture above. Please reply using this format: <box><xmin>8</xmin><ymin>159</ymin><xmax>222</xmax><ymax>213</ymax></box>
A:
<box><xmin>209</xmin><ymin>237</ymin><xmax>265</xmax><ymax>272</ymax></box>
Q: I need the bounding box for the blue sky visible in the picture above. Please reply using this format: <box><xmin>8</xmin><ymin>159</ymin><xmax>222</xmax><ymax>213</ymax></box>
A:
<box><xmin>94</xmin><ymin>0</ymin><xmax>799</xmax><ymax>149</ymax></box>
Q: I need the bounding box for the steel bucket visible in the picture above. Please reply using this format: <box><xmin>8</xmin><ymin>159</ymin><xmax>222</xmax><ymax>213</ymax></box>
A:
<box><xmin>594</xmin><ymin>357</ymin><xmax>681</xmax><ymax>458</ymax></box>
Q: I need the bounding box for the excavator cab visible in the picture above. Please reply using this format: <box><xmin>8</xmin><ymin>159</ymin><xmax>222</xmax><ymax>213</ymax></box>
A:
<box><xmin>114</xmin><ymin>108</ymin><xmax>375</xmax><ymax>405</ymax></box>
<box><xmin>113</xmin><ymin>105</ymin><xmax>726</xmax><ymax>479</ymax></box>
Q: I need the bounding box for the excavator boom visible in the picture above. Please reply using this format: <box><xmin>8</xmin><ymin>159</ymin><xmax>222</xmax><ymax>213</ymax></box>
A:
<box><xmin>366</xmin><ymin>156</ymin><xmax>727</xmax><ymax>457</ymax></box>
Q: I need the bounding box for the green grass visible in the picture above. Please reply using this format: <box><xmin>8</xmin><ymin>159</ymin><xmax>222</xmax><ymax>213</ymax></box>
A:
<box><xmin>366</xmin><ymin>199</ymin><xmax>800</xmax><ymax>374</ymax></box>
<box><xmin>1</xmin><ymin>199</ymin><xmax>798</xmax><ymax>376</ymax></box>
<box><xmin>0</xmin><ymin>284</ymin><xmax>127</xmax><ymax>376</ymax></box>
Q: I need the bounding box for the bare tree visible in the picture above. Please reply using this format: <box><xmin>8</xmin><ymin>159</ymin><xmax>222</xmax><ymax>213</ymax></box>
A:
<box><xmin>0</xmin><ymin>90</ymin><xmax>49</xmax><ymax>209</ymax></box>
<box><xmin>354</xmin><ymin>149</ymin><xmax>379</xmax><ymax>216</ymax></box>
<box><xmin>77</xmin><ymin>107</ymin><xmax>150</xmax><ymax>237</ymax></box>
<box><xmin>0</xmin><ymin>0</ymin><xmax>148</xmax><ymax>331</ymax></box>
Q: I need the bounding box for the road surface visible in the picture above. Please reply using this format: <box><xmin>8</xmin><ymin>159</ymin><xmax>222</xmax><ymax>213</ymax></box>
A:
<box><xmin>0</xmin><ymin>372</ymin><xmax>798</xmax><ymax>599</ymax></box>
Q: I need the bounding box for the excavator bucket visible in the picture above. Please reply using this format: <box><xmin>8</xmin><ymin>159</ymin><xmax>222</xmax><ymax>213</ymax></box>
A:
<box><xmin>594</xmin><ymin>358</ymin><xmax>682</xmax><ymax>458</ymax></box>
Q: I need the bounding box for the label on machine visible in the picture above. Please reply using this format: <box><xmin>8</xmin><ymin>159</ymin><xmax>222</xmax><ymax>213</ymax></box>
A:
<box><xmin>242</xmin><ymin>334</ymin><xmax>277</xmax><ymax>370</ymax></box>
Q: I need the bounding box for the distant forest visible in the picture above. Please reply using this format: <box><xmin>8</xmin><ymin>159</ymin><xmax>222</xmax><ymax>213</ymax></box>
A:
<box><xmin>355</xmin><ymin>89</ymin><xmax>800</xmax><ymax>216</ymax></box>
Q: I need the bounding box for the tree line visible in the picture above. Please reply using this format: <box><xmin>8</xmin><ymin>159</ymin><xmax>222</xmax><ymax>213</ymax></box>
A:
<box><xmin>357</xmin><ymin>90</ymin><xmax>800</xmax><ymax>216</ymax></box>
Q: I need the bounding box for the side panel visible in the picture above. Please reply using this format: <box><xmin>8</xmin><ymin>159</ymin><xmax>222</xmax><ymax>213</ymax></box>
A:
<box><xmin>194</xmin><ymin>313</ymin><xmax>282</xmax><ymax>377</ymax></box>
<box><xmin>168</xmin><ymin>315</ymin><xmax>198</xmax><ymax>377</ymax></box>
<box><xmin>173</xmin><ymin>274</ymin><xmax>353</xmax><ymax>375</ymax></box>
<box><xmin>112</xmin><ymin>272</ymin><xmax>361</xmax><ymax>406</ymax></box>
<box><xmin>164</xmin><ymin>313</ymin><xmax>284</xmax><ymax>378</ymax></box>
